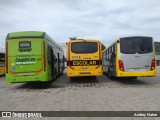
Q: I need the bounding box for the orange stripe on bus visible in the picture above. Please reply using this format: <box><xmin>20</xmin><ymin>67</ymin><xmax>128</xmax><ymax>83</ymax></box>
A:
<box><xmin>35</xmin><ymin>68</ymin><xmax>43</xmax><ymax>73</ymax></box>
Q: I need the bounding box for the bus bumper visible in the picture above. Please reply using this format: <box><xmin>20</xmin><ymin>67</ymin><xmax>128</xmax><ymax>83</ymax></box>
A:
<box><xmin>6</xmin><ymin>72</ymin><xmax>49</xmax><ymax>83</ymax></box>
<box><xmin>117</xmin><ymin>69</ymin><xmax>156</xmax><ymax>77</ymax></box>
<box><xmin>67</xmin><ymin>66</ymin><xmax>102</xmax><ymax>77</ymax></box>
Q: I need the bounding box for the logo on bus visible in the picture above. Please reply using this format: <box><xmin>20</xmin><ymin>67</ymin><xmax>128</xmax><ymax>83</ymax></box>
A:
<box><xmin>72</xmin><ymin>56</ymin><xmax>80</xmax><ymax>60</ymax></box>
<box><xmin>15</xmin><ymin>58</ymin><xmax>36</xmax><ymax>65</ymax></box>
<box><xmin>70</xmin><ymin>60</ymin><xmax>99</xmax><ymax>66</ymax></box>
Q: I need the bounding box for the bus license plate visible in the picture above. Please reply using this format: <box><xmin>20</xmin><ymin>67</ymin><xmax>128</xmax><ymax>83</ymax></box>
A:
<box><xmin>22</xmin><ymin>73</ymin><xmax>30</xmax><ymax>75</ymax></box>
<box><xmin>82</xmin><ymin>68</ymin><xmax>88</xmax><ymax>71</ymax></box>
<box><xmin>129</xmin><ymin>69</ymin><xmax>146</xmax><ymax>72</ymax></box>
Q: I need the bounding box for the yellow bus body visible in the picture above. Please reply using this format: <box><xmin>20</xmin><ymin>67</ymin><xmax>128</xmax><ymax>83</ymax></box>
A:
<box><xmin>0</xmin><ymin>53</ymin><xmax>5</xmax><ymax>76</ymax></box>
<box><xmin>66</xmin><ymin>39</ymin><xmax>102</xmax><ymax>77</ymax></box>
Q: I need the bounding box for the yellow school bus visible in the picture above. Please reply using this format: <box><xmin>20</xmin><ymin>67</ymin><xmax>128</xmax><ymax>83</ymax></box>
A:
<box><xmin>0</xmin><ymin>52</ymin><xmax>5</xmax><ymax>76</ymax></box>
<box><xmin>66</xmin><ymin>39</ymin><xmax>102</xmax><ymax>78</ymax></box>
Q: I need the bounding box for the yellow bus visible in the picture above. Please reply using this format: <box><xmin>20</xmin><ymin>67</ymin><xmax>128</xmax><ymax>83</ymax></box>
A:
<box><xmin>0</xmin><ymin>52</ymin><xmax>5</xmax><ymax>76</ymax></box>
<box><xmin>66</xmin><ymin>39</ymin><xmax>102</xmax><ymax>78</ymax></box>
<box><xmin>102</xmin><ymin>36</ymin><xmax>156</xmax><ymax>79</ymax></box>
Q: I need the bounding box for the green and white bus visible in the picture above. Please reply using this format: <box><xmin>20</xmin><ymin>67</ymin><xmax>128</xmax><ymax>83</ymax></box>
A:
<box><xmin>6</xmin><ymin>31</ymin><xmax>65</xmax><ymax>83</ymax></box>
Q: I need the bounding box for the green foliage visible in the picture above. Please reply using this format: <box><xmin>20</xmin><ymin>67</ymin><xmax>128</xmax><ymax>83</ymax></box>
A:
<box><xmin>154</xmin><ymin>42</ymin><xmax>160</xmax><ymax>55</ymax></box>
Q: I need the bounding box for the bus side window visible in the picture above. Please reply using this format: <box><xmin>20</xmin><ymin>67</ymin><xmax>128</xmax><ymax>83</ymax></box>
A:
<box><xmin>113</xmin><ymin>44</ymin><xmax>115</xmax><ymax>53</ymax></box>
<box><xmin>112</xmin><ymin>45</ymin><xmax>114</xmax><ymax>53</ymax></box>
<box><xmin>107</xmin><ymin>50</ymin><xmax>109</xmax><ymax>59</ymax></box>
<box><xmin>112</xmin><ymin>44</ymin><xmax>116</xmax><ymax>58</ymax></box>
<box><xmin>105</xmin><ymin>50</ymin><xmax>107</xmax><ymax>56</ymax></box>
<box><xmin>112</xmin><ymin>44</ymin><xmax>116</xmax><ymax>56</ymax></box>
<box><xmin>105</xmin><ymin>51</ymin><xmax>107</xmax><ymax>60</ymax></box>
<box><xmin>109</xmin><ymin>47</ymin><xmax>111</xmax><ymax>59</ymax></box>
<box><xmin>47</xmin><ymin>44</ymin><xmax>51</xmax><ymax>64</ymax></box>
<box><xmin>111</xmin><ymin>53</ymin><xmax>116</xmax><ymax>59</ymax></box>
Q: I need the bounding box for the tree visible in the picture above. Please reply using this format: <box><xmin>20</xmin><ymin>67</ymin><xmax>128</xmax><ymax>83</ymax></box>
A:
<box><xmin>154</xmin><ymin>42</ymin><xmax>160</xmax><ymax>55</ymax></box>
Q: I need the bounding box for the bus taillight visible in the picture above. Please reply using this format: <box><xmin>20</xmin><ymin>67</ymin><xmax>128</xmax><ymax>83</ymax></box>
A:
<box><xmin>67</xmin><ymin>61</ymin><xmax>70</xmax><ymax>66</ymax></box>
<box><xmin>150</xmin><ymin>59</ymin><xmax>156</xmax><ymax>71</ymax></box>
<box><xmin>118</xmin><ymin>60</ymin><xmax>125</xmax><ymax>71</ymax></box>
<box><xmin>67</xmin><ymin>61</ymin><xmax>74</xmax><ymax>70</ymax></box>
<box><xmin>96</xmin><ymin>60</ymin><xmax>102</xmax><ymax>69</ymax></box>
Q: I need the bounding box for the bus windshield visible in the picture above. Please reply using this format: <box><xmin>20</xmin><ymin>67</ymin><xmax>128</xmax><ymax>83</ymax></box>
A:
<box><xmin>71</xmin><ymin>42</ymin><xmax>98</xmax><ymax>53</ymax></box>
<box><xmin>120</xmin><ymin>37</ymin><xmax>153</xmax><ymax>54</ymax></box>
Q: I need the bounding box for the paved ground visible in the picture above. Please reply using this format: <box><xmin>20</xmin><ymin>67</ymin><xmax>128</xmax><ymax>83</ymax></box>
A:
<box><xmin>0</xmin><ymin>68</ymin><xmax>160</xmax><ymax>120</ymax></box>
<box><xmin>156</xmin><ymin>66</ymin><xmax>160</xmax><ymax>76</ymax></box>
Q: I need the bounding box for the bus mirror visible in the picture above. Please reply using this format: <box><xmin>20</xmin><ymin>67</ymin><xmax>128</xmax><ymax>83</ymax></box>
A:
<box><xmin>117</xmin><ymin>40</ymin><xmax>119</xmax><ymax>43</ymax></box>
<box><xmin>66</xmin><ymin>42</ymin><xmax>68</xmax><ymax>45</ymax></box>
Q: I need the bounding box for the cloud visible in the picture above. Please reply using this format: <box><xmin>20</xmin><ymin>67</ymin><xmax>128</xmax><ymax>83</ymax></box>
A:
<box><xmin>0</xmin><ymin>0</ymin><xmax>160</xmax><ymax>52</ymax></box>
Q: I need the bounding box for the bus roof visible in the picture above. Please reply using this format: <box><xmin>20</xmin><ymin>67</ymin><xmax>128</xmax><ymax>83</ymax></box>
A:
<box><xmin>67</xmin><ymin>39</ymin><xmax>101</xmax><ymax>43</ymax></box>
<box><xmin>119</xmin><ymin>36</ymin><xmax>153</xmax><ymax>40</ymax></box>
<box><xmin>6</xmin><ymin>31</ymin><xmax>63</xmax><ymax>52</ymax></box>
<box><xmin>102</xmin><ymin>36</ymin><xmax>153</xmax><ymax>53</ymax></box>
<box><xmin>6</xmin><ymin>31</ymin><xmax>45</xmax><ymax>40</ymax></box>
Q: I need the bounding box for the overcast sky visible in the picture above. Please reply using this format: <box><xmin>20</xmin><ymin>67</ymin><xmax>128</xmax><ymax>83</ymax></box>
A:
<box><xmin>0</xmin><ymin>0</ymin><xmax>160</xmax><ymax>52</ymax></box>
